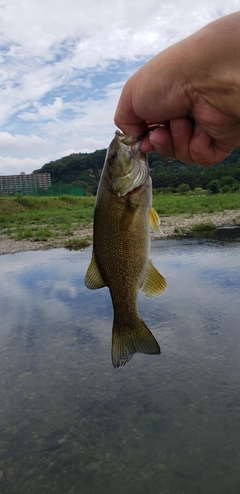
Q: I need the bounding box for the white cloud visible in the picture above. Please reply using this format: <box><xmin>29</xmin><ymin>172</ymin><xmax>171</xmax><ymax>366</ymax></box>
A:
<box><xmin>20</xmin><ymin>97</ymin><xmax>64</xmax><ymax>121</ymax></box>
<box><xmin>0</xmin><ymin>0</ymin><xmax>239</xmax><ymax>175</ymax></box>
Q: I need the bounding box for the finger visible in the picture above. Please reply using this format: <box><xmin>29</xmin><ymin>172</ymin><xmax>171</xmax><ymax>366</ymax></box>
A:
<box><xmin>114</xmin><ymin>82</ymin><xmax>148</xmax><ymax>137</ymax></box>
<box><xmin>114</xmin><ymin>120</ymin><xmax>148</xmax><ymax>137</ymax></box>
<box><xmin>140</xmin><ymin>135</ymin><xmax>154</xmax><ymax>153</ymax></box>
<box><xmin>170</xmin><ymin>118</ymin><xmax>195</xmax><ymax>165</ymax></box>
<box><xmin>140</xmin><ymin>124</ymin><xmax>171</xmax><ymax>151</ymax></box>
<box><xmin>147</xmin><ymin>128</ymin><xmax>176</xmax><ymax>158</ymax></box>
<box><xmin>189</xmin><ymin>125</ymin><xmax>231</xmax><ymax>166</ymax></box>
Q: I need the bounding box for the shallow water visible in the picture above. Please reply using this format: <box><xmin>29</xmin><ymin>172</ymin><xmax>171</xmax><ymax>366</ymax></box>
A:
<box><xmin>0</xmin><ymin>229</ymin><xmax>240</xmax><ymax>494</ymax></box>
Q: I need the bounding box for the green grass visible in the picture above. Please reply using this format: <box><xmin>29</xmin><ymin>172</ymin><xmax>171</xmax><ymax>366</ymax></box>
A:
<box><xmin>15</xmin><ymin>228</ymin><xmax>33</xmax><ymax>240</ymax></box>
<box><xmin>174</xmin><ymin>221</ymin><xmax>216</xmax><ymax>235</ymax></box>
<box><xmin>0</xmin><ymin>196</ymin><xmax>95</xmax><ymax>239</ymax></box>
<box><xmin>14</xmin><ymin>226</ymin><xmax>60</xmax><ymax>241</ymax></box>
<box><xmin>191</xmin><ymin>221</ymin><xmax>216</xmax><ymax>232</ymax></box>
<box><xmin>152</xmin><ymin>192</ymin><xmax>240</xmax><ymax>216</ymax></box>
<box><xmin>33</xmin><ymin>227</ymin><xmax>59</xmax><ymax>242</ymax></box>
<box><xmin>0</xmin><ymin>192</ymin><xmax>239</xmax><ymax>243</ymax></box>
<box><xmin>65</xmin><ymin>235</ymin><xmax>93</xmax><ymax>250</ymax></box>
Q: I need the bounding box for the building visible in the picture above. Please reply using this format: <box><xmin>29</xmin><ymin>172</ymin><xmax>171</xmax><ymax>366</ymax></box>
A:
<box><xmin>0</xmin><ymin>173</ymin><xmax>51</xmax><ymax>195</ymax></box>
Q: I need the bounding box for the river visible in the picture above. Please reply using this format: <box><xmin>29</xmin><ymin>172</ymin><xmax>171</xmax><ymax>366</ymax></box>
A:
<box><xmin>0</xmin><ymin>228</ymin><xmax>240</xmax><ymax>493</ymax></box>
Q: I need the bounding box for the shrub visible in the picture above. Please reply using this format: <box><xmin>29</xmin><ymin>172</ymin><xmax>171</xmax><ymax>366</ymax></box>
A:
<box><xmin>177</xmin><ymin>183</ymin><xmax>190</xmax><ymax>194</ymax></box>
<box><xmin>207</xmin><ymin>180</ymin><xmax>220</xmax><ymax>194</ymax></box>
<box><xmin>221</xmin><ymin>185</ymin><xmax>231</xmax><ymax>194</ymax></box>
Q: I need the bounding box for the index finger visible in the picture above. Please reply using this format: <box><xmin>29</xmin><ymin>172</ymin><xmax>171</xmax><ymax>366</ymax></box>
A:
<box><xmin>114</xmin><ymin>81</ymin><xmax>148</xmax><ymax>136</ymax></box>
<box><xmin>114</xmin><ymin>107</ymin><xmax>148</xmax><ymax>137</ymax></box>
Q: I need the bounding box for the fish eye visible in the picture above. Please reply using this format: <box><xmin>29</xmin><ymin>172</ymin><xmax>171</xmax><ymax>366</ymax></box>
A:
<box><xmin>108</xmin><ymin>152</ymin><xmax>117</xmax><ymax>162</ymax></box>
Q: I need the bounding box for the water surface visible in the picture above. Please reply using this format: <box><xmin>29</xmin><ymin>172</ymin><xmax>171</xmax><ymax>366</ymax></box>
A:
<box><xmin>0</xmin><ymin>229</ymin><xmax>240</xmax><ymax>494</ymax></box>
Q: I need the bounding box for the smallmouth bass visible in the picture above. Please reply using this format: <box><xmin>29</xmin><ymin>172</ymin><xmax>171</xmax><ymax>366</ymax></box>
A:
<box><xmin>85</xmin><ymin>130</ymin><xmax>167</xmax><ymax>367</ymax></box>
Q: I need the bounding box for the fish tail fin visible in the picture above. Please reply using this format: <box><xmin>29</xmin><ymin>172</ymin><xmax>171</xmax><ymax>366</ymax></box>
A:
<box><xmin>111</xmin><ymin>317</ymin><xmax>160</xmax><ymax>368</ymax></box>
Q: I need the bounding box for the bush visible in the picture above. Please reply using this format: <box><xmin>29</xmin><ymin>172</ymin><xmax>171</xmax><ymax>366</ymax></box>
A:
<box><xmin>221</xmin><ymin>185</ymin><xmax>231</xmax><ymax>194</ymax></box>
<box><xmin>231</xmin><ymin>182</ymin><xmax>240</xmax><ymax>192</ymax></box>
<box><xmin>177</xmin><ymin>183</ymin><xmax>190</xmax><ymax>194</ymax></box>
<box><xmin>220</xmin><ymin>176</ymin><xmax>235</xmax><ymax>187</ymax></box>
<box><xmin>207</xmin><ymin>180</ymin><xmax>220</xmax><ymax>194</ymax></box>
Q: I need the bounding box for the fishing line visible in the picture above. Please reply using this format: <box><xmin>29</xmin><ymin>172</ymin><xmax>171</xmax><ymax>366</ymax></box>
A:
<box><xmin>24</xmin><ymin>0</ymin><xmax>75</xmax><ymax>40</ymax></box>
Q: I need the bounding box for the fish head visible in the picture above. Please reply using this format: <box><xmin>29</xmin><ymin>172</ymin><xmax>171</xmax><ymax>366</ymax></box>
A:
<box><xmin>106</xmin><ymin>130</ymin><xmax>149</xmax><ymax>197</ymax></box>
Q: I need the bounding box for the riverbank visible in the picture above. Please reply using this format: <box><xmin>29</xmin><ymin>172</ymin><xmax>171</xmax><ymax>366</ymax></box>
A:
<box><xmin>1</xmin><ymin>209</ymin><xmax>239</xmax><ymax>256</ymax></box>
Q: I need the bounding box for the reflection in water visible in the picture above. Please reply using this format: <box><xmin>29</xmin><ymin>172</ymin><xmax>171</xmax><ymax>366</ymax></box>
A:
<box><xmin>0</xmin><ymin>229</ymin><xmax>240</xmax><ymax>493</ymax></box>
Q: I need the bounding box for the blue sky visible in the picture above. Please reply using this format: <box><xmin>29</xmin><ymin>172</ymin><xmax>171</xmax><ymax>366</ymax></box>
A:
<box><xmin>0</xmin><ymin>0</ymin><xmax>238</xmax><ymax>175</ymax></box>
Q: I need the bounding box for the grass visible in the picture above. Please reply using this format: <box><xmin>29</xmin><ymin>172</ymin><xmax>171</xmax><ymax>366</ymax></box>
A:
<box><xmin>0</xmin><ymin>192</ymin><xmax>239</xmax><ymax>244</ymax></box>
<box><xmin>0</xmin><ymin>195</ymin><xmax>95</xmax><ymax>241</ymax></box>
<box><xmin>65</xmin><ymin>235</ymin><xmax>93</xmax><ymax>250</ymax></box>
<box><xmin>173</xmin><ymin>221</ymin><xmax>216</xmax><ymax>235</ymax></box>
<box><xmin>15</xmin><ymin>228</ymin><xmax>33</xmax><ymax>240</ymax></box>
<box><xmin>14</xmin><ymin>226</ymin><xmax>60</xmax><ymax>241</ymax></box>
<box><xmin>190</xmin><ymin>221</ymin><xmax>216</xmax><ymax>232</ymax></box>
<box><xmin>152</xmin><ymin>192</ymin><xmax>240</xmax><ymax>216</ymax></box>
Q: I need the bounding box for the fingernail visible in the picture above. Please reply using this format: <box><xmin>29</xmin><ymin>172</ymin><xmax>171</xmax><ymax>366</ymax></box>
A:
<box><xmin>149</xmin><ymin>132</ymin><xmax>161</xmax><ymax>147</ymax></box>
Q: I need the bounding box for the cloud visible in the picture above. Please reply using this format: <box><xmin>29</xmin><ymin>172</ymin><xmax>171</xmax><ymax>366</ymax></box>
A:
<box><xmin>0</xmin><ymin>0</ymin><xmax>239</xmax><ymax>175</ymax></box>
<box><xmin>19</xmin><ymin>97</ymin><xmax>64</xmax><ymax>122</ymax></box>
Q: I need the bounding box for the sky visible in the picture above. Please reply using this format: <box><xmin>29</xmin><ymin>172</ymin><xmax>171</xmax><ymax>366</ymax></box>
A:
<box><xmin>0</xmin><ymin>0</ymin><xmax>239</xmax><ymax>176</ymax></box>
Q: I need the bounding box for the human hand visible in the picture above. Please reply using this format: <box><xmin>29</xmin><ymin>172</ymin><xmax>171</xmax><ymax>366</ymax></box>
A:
<box><xmin>114</xmin><ymin>13</ymin><xmax>240</xmax><ymax>166</ymax></box>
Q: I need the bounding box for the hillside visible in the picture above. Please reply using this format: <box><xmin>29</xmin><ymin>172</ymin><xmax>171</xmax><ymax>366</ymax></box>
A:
<box><xmin>34</xmin><ymin>147</ymin><xmax>240</xmax><ymax>195</ymax></box>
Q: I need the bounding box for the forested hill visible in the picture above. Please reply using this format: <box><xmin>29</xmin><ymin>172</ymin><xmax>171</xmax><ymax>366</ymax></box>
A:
<box><xmin>34</xmin><ymin>147</ymin><xmax>240</xmax><ymax>195</ymax></box>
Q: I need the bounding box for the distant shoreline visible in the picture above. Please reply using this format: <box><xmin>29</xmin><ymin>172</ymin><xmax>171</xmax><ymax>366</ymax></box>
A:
<box><xmin>1</xmin><ymin>209</ymin><xmax>239</xmax><ymax>256</ymax></box>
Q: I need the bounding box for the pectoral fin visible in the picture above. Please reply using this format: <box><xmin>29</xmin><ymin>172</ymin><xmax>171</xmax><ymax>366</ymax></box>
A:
<box><xmin>141</xmin><ymin>259</ymin><xmax>167</xmax><ymax>298</ymax></box>
<box><xmin>149</xmin><ymin>207</ymin><xmax>163</xmax><ymax>234</ymax></box>
<box><xmin>85</xmin><ymin>252</ymin><xmax>106</xmax><ymax>289</ymax></box>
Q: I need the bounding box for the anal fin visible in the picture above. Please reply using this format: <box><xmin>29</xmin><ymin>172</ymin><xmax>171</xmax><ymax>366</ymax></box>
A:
<box><xmin>141</xmin><ymin>259</ymin><xmax>167</xmax><ymax>298</ymax></box>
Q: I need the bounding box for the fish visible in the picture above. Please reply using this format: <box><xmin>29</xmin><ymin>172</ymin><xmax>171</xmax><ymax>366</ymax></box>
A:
<box><xmin>85</xmin><ymin>130</ymin><xmax>167</xmax><ymax>367</ymax></box>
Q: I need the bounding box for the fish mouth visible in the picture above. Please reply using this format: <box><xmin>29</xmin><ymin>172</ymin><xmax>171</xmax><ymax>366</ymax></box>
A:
<box><xmin>115</xmin><ymin>125</ymin><xmax>168</xmax><ymax>144</ymax></box>
<box><xmin>110</xmin><ymin>130</ymin><xmax>149</xmax><ymax>197</ymax></box>
<box><xmin>115</xmin><ymin>130</ymin><xmax>143</xmax><ymax>146</ymax></box>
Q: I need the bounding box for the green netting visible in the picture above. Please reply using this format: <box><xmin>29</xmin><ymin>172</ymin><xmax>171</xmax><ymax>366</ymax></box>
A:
<box><xmin>36</xmin><ymin>184</ymin><xmax>84</xmax><ymax>196</ymax></box>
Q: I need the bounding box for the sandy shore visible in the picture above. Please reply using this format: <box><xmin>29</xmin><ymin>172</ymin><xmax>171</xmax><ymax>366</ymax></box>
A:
<box><xmin>0</xmin><ymin>209</ymin><xmax>240</xmax><ymax>256</ymax></box>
